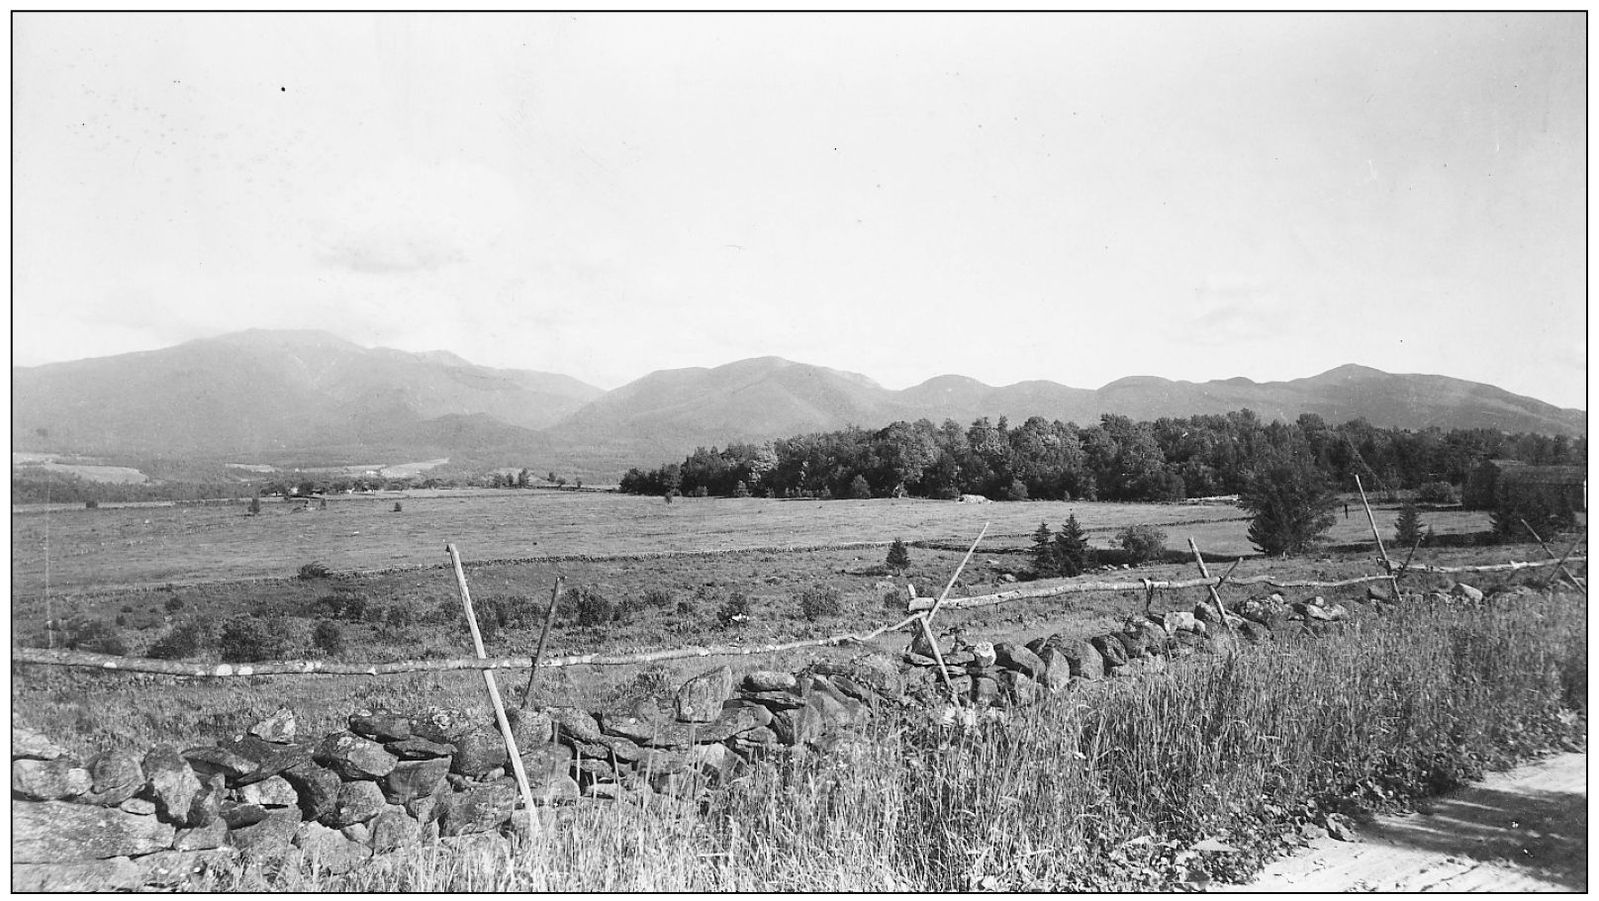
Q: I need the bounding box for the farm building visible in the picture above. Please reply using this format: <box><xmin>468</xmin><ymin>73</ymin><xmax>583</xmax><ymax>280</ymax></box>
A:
<box><xmin>1464</xmin><ymin>459</ymin><xmax>1586</xmax><ymax>536</ymax></box>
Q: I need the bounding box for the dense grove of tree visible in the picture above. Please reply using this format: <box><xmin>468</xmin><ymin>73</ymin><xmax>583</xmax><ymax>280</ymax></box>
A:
<box><xmin>620</xmin><ymin>411</ymin><xmax>1586</xmax><ymax>503</ymax></box>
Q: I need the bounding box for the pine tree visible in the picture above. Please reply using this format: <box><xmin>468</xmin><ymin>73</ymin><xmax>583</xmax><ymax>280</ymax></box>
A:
<box><xmin>1394</xmin><ymin>501</ymin><xmax>1424</xmax><ymax>549</ymax></box>
<box><xmin>1054</xmin><ymin>514</ymin><xmax>1092</xmax><ymax>575</ymax></box>
<box><xmin>886</xmin><ymin>538</ymin><xmax>910</xmax><ymax>571</ymax></box>
<box><xmin>1031</xmin><ymin>522</ymin><xmax>1060</xmax><ymax>577</ymax></box>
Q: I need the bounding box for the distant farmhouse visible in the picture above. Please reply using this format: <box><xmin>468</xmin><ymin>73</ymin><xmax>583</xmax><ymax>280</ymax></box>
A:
<box><xmin>1464</xmin><ymin>459</ymin><xmax>1587</xmax><ymax>536</ymax></box>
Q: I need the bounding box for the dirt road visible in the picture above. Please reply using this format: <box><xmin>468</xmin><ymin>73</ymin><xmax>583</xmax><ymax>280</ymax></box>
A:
<box><xmin>1224</xmin><ymin>752</ymin><xmax>1587</xmax><ymax>892</ymax></box>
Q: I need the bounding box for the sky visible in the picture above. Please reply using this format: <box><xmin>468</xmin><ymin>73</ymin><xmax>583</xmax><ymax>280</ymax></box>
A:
<box><xmin>11</xmin><ymin>12</ymin><xmax>1588</xmax><ymax>409</ymax></box>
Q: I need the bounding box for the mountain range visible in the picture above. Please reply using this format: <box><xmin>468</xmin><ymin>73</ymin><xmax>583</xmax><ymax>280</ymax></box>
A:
<box><xmin>11</xmin><ymin>329</ymin><xmax>1586</xmax><ymax>478</ymax></box>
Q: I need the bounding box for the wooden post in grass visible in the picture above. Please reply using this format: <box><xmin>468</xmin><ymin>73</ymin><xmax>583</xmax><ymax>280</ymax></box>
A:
<box><xmin>447</xmin><ymin>543</ymin><xmax>538</xmax><ymax>840</ymax></box>
<box><xmin>521</xmin><ymin>577</ymin><xmax>563</xmax><ymax>710</ymax></box>
<box><xmin>1521</xmin><ymin>520</ymin><xmax>1588</xmax><ymax>594</ymax></box>
<box><xmin>1542</xmin><ymin>534</ymin><xmax>1586</xmax><ymax>591</ymax></box>
<box><xmin>920</xmin><ymin>523</ymin><xmax>990</xmax><ymax>704</ymax></box>
<box><xmin>1355</xmin><ymin>475</ymin><xmax>1403</xmax><ymax>601</ymax></box>
<box><xmin>1187</xmin><ymin>538</ymin><xmax>1237</xmax><ymax>640</ymax></box>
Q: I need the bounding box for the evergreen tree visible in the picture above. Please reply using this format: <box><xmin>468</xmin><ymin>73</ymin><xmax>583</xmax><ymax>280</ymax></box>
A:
<box><xmin>1241</xmin><ymin>451</ymin><xmax>1338</xmax><ymax>556</ymax></box>
<box><xmin>886</xmin><ymin>538</ymin><xmax>910</xmax><ymax>571</ymax></box>
<box><xmin>1394</xmin><ymin>501</ymin><xmax>1424</xmax><ymax>549</ymax></box>
<box><xmin>1054</xmin><ymin>514</ymin><xmax>1093</xmax><ymax>575</ymax></box>
<box><xmin>1031</xmin><ymin>522</ymin><xmax>1060</xmax><ymax>577</ymax></box>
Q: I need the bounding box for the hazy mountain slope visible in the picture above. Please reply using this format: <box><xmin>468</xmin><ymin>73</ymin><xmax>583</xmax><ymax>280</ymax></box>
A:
<box><xmin>12</xmin><ymin>329</ymin><xmax>599</xmax><ymax>459</ymax></box>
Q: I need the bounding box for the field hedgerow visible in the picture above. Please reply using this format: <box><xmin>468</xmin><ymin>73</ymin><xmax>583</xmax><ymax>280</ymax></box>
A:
<box><xmin>195</xmin><ymin>583</ymin><xmax>1584</xmax><ymax>893</ymax></box>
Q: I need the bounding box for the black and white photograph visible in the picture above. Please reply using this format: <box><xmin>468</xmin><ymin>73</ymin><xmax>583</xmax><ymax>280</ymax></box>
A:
<box><xmin>8</xmin><ymin>11</ymin><xmax>1587</xmax><ymax>892</ymax></box>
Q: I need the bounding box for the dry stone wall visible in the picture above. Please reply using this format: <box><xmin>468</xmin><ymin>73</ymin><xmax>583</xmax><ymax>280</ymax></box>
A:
<box><xmin>12</xmin><ymin>579</ymin><xmax>1493</xmax><ymax>890</ymax></box>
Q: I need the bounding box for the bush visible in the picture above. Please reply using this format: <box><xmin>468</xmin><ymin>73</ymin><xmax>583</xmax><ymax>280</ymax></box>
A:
<box><xmin>1394</xmin><ymin>502</ymin><xmax>1424</xmax><ymax>549</ymax></box>
<box><xmin>298</xmin><ymin>561</ymin><xmax>330</xmax><ymax>581</ymax></box>
<box><xmin>219</xmin><ymin>615</ymin><xmax>299</xmax><ymax>662</ymax></box>
<box><xmin>312</xmin><ymin>619</ymin><xmax>345</xmax><ymax>656</ymax></box>
<box><xmin>85</xmin><ymin>500</ymin><xmax>99</xmax><ymax>509</ymax></box>
<box><xmin>564</xmin><ymin>587</ymin><xmax>616</xmax><ymax>628</ymax></box>
<box><xmin>848</xmin><ymin>475</ymin><xmax>872</xmax><ymax>500</ymax></box>
<box><xmin>147</xmin><ymin>617</ymin><xmax>213</xmax><ymax>660</ymax></box>
<box><xmin>796</xmin><ymin>584</ymin><xmax>844</xmax><ymax>621</ymax></box>
<box><xmin>886</xmin><ymin>538</ymin><xmax>910</xmax><ymax>571</ymax></box>
<box><xmin>1005</xmin><ymin>479</ymin><xmax>1029</xmax><ymax>501</ymax></box>
<box><xmin>1117</xmin><ymin>524</ymin><xmax>1168</xmax><ymax>565</ymax></box>
<box><xmin>1241</xmin><ymin>452</ymin><xmax>1338</xmax><ymax>556</ymax></box>
<box><xmin>164</xmin><ymin>596</ymin><xmax>185</xmax><ymax>613</ymax></box>
<box><xmin>1416</xmin><ymin>481</ymin><xmax>1459</xmax><ymax>505</ymax></box>
<box><xmin>393</xmin><ymin>502</ymin><xmax>403</xmax><ymax>513</ymax></box>
<box><xmin>732</xmin><ymin>480</ymin><xmax>752</xmax><ymax>498</ymax></box>
<box><xmin>640</xmin><ymin>588</ymin><xmax>675</xmax><ymax>610</ymax></box>
<box><xmin>63</xmin><ymin>618</ymin><xmax>128</xmax><ymax>655</ymax></box>
<box><xmin>716</xmin><ymin>592</ymin><xmax>752</xmax><ymax>628</ymax></box>
<box><xmin>247</xmin><ymin>496</ymin><xmax>261</xmax><ymax>515</ymax></box>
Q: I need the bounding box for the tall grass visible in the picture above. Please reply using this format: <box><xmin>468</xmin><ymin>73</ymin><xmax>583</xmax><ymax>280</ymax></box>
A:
<box><xmin>204</xmin><ymin>585</ymin><xmax>1585</xmax><ymax>891</ymax></box>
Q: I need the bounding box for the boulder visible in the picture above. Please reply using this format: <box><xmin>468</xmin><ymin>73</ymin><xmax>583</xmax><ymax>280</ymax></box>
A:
<box><xmin>323</xmin><ymin>779</ymin><xmax>387</xmax><ymax>828</ymax></box>
<box><xmin>676</xmin><ymin>666</ymin><xmax>735</xmax><ymax>723</ymax></box>
<box><xmin>769</xmin><ymin>706</ymin><xmax>821</xmax><ymax>747</ymax></box>
<box><xmin>994</xmin><ymin>642</ymin><xmax>1048</xmax><ymax>680</ymax></box>
<box><xmin>571</xmin><ymin>757</ymin><xmax>614</xmax><ymax>781</ymax></box>
<box><xmin>689</xmin><ymin>705</ymin><xmax>759</xmax><ymax>743</ymax></box>
<box><xmin>382</xmin><ymin>757</ymin><xmax>453</xmax><ymax>806</ymax></box>
<box><xmin>1091</xmin><ymin>634</ymin><xmax>1129</xmax><ymax>670</ymax></box>
<box><xmin>1136</xmin><ymin>620</ymin><xmax>1172</xmax><ymax>656</ymax></box>
<box><xmin>313</xmin><ymin>732</ymin><xmax>397</xmax><ymax>780</ymax></box>
<box><xmin>723</xmin><ymin>699</ymin><xmax>773</xmax><ymax>728</ymax></box>
<box><xmin>1293</xmin><ymin>602</ymin><xmax>1332</xmax><ymax>622</ymax></box>
<box><xmin>1162</xmin><ymin>611</ymin><xmax>1204</xmax><ymax>635</ymax></box>
<box><xmin>742</xmin><ymin>670</ymin><xmax>797</xmax><ymax>692</ymax></box>
<box><xmin>385</xmin><ymin>737</ymin><xmax>457</xmax><ymax>760</ymax></box>
<box><xmin>1058</xmin><ymin>638</ymin><xmax>1104</xmax><ymax>681</ymax></box>
<box><xmin>532</xmin><ymin>775</ymin><xmax>581</xmax><ymax>806</ymax></box>
<box><xmin>547</xmin><ymin>707</ymin><xmax>606</xmax><ymax>744</ymax></box>
<box><xmin>141</xmin><ymin>746</ymin><xmax>201</xmax><ymax>825</ymax></box>
<box><xmin>1235</xmin><ymin>594</ymin><xmax>1290</xmax><ymax>627</ymax></box>
<box><xmin>12</xmin><ymin>799</ymin><xmax>176</xmax><ymax>863</ymax></box>
<box><xmin>1115</xmin><ymin>628</ymin><xmax>1150</xmax><ymax>660</ymax></box>
<box><xmin>408</xmin><ymin>707</ymin><xmax>476</xmax><ymax>745</ymax></box>
<box><xmin>12</xmin><ymin>857</ymin><xmax>143</xmax><ymax>892</ymax></box>
<box><xmin>237</xmin><ymin>774</ymin><xmax>299</xmax><ymax>808</ymax></box>
<box><xmin>80</xmin><ymin>750</ymin><xmax>148</xmax><ymax>806</ymax></box>
<box><xmin>294</xmin><ymin>821</ymin><xmax>373</xmax><ymax>876</ymax></box>
<box><xmin>505</xmin><ymin>708</ymin><xmax>553</xmax><ymax>747</ymax></box>
<box><xmin>172</xmin><ymin>817</ymin><xmax>228</xmax><ymax>851</ymax></box>
<box><xmin>1036</xmin><ymin>646</ymin><xmax>1073</xmax><ymax>690</ymax></box>
<box><xmin>999</xmin><ymin>670</ymin><xmax>1042</xmax><ymax>706</ymax></box>
<box><xmin>969</xmin><ymin>641</ymin><xmax>998</xmax><ymax>668</ymax></box>
<box><xmin>280</xmin><ymin>763</ymin><xmax>341</xmax><ymax>821</ymax></box>
<box><xmin>1324</xmin><ymin>603</ymin><xmax>1351</xmax><ymax>622</ymax></box>
<box><xmin>686</xmin><ymin>742</ymin><xmax>736</xmax><ymax>781</ymax></box>
<box><xmin>219</xmin><ymin>801</ymin><xmax>269</xmax><ymax>830</ymax></box>
<box><xmin>1236</xmin><ymin>620</ymin><xmax>1274</xmax><ymax>644</ymax></box>
<box><xmin>248</xmin><ymin>707</ymin><xmax>298</xmax><ymax>743</ymax></box>
<box><xmin>970</xmin><ymin>675</ymin><xmax>1002</xmax><ymax>708</ymax></box>
<box><xmin>119</xmin><ymin>797</ymin><xmax>157</xmax><ymax>816</ymax></box>
<box><xmin>1194</xmin><ymin>601</ymin><xmax>1244</xmax><ymax>629</ymax></box>
<box><xmin>738</xmin><ymin>690</ymin><xmax>807</xmax><ymax>711</ymax></box>
<box><xmin>437</xmin><ymin>782</ymin><xmax>516</xmax><ymax>835</ymax></box>
<box><xmin>220</xmin><ymin>735</ymin><xmax>313</xmax><ymax>784</ymax></box>
<box><xmin>909</xmin><ymin>628</ymin><xmax>949</xmax><ymax>660</ymax></box>
<box><xmin>449</xmin><ymin>727</ymin><xmax>510</xmax><ymax>778</ymax></box>
<box><xmin>1366</xmin><ymin>584</ymin><xmax>1392</xmax><ymax>603</ymax></box>
<box><xmin>182</xmin><ymin>745</ymin><xmax>260</xmax><ymax>784</ymax></box>
<box><xmin>12</xmin><ymin>727</ymin><xmax>67</xmax><ymax>761</ymax></box>
<box><xmin>816</xmin><ymin>672</ymin><xmax>878</xmax><ymax>707</ymax></box>
<box><xmin>349</xmin><ymin>710</ymin><xmax>413</xmax><ymax>742</ymax></box>
<box><xmin>519</xmin><ymin>743</ymin><xmax>574</xmax><ymax>782</ymax></box>
<box><xmin>1454</xmin><ymin>582</ymin><xmax>1485</xmax><ymax>603</ymax></box>
<box><xmin>12</xmin><ymin>758</ymin><xmax>92</xmax><ymax>800</ymax></box>
<box><xmin>370</xmin><ymin>806</ymin><xmax>421</xmax><ymax>852</ymax></box>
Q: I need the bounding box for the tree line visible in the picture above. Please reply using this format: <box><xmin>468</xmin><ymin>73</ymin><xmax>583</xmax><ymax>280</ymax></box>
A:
<box><xmin>619</xmin><ymin>410</ymin><xmax>1585</xmax><ymax>503</ymax></box>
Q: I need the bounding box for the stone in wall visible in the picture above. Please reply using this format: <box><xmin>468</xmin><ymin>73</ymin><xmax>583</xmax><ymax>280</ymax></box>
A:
<box><xmin>314</xmin><ymin>732</ymin><xmax>398</xmax><ymax>781</ymax></box>
<box><xmin>13</xmin><ymin>800</ymin><xmax>175</xmax><ymax>863</ymax></box>
<box><xmin>12</xmin><ymin>758</ymin><xmax>91</xmax><ymax>801</ymax></box>
<box><xmin>81</xmin><ymin>750</ymin><xmax>145</xmax><ymax>806</ymax></box>
<box><xmin>676</xmin><ymin>665</ymin><xmax>734</xmax><ymax>723</ymax></box>
<box><xmin>141</xmin><ymin>745</ymin><xmax>202</xmax><ymax>825</ymax></box>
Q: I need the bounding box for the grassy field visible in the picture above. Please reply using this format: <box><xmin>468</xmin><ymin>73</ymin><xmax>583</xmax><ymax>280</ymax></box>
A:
<box><xmin>11</xmin><ymin>490</ymin><xmax>1490</xmax><ymax>594</ymax></box>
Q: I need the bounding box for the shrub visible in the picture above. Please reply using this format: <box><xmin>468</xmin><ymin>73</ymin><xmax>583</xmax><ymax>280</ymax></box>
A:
<box><xmin>147</xmin><ymin>617</ymin><xmax>213</xmax><ymax>660</ymax></box>
<box><xmin>65</xmin><ymin>618</ymin><xmax>128</xmax><ymax>655</ymax></box>
<box><xmin>312</xmin><ymin>620</ymin><xmax>345</xmax><ymax>656</ymax></box>
<box><xmin>219</xmin><ymin>615</ymin><xmax>299</xmax><ymax>662</ymax></box>
<box><xmin>247</xmin><ymin>496</ymin><xmax>261</xmax><ymax>515</ymax></box>
<box><xmin>85</xmin><ymin>500</ymin><xmax>99</xmax><ymax>509</ymax></box>
<box><xmin>732</xmin><ymin>480</ymin><xmax>752</xmax><ymax>498</ymax></box>
<box><xmin>1394</xmin><ymin>502</ymin><xmax>1424</xmax><ymax>549</ymax></box>
<box><xmin>848</xmin><ymin>475</ymin><xmax>872</xmax><ymax>500</ymax></box>
<box><xmin>564</xmin><ymin>587</ymin><xmax>616</xmax><ymax>628</ymax></box>
<box><xmin>1416</xmin><ymin>481</ymin><xmax>1459</xmax><ymax>505</ymax></box>
<box><xmin>886</xmin><ymin>538</ymin><xmax>910</xmax><ymax>571</ymax></box>
<box><xmin>796</xmin><ymin>584</ymin><xmax>844</xmax><ymax>621</ymax></box>
<box><xmin>386</xmin><ymin>606</ymin><xmax>415</xmax><ymax>629</ymax></box>
<box><xmin>640</xmin><ymin>588</ymin><xmax>675</xmax><ymax>609</ymax></box>
<box><xmin>1117</xmin><ymin>524</ymin><xmax>1168</xmax><ymax>565</ymax></box>
<box><xmin>164</xmin><ymin>596</ymin><xmax>185</xmax><ymax>612</ymax></box>
<box><xmin>1005</xmin><ymin>479</ymin><xmax>1029</xmax><ymax>501</ymax></box>
<box><xmin>298</xmin><ymin>561</ymin><xmax>330</xmax><ymax>581</ymax></box>
<box><xmin>716</xmin><ymin>592</ymin><xmax>752</xmax><ymax>629</ymax></box>
<box><xmin>393</xmin><ymin>502</ymin><xmax>403</xmax><ymax>513</ymax></box>
<box><xmin>1241</xmin><ymin>451</ymin><xmax>1337</xmax><ymax>556</ymax></box>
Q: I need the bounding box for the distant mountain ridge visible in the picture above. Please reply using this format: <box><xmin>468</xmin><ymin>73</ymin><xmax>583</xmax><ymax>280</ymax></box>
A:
<box><xmin>11</xmin><ymin>330</ymin><xmax>1585</xmax><ymax>476</ymax></box>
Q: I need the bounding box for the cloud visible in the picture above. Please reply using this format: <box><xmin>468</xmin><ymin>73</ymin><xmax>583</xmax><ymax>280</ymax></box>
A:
<box><xmin>319</xmin><ymin>230</ymin><xmax>467</xmax><ymax>274</ymax></box>
<box><xmin>1176</xmin><ymin>276</ymin><xmax>1309</xmax><ymax>347</ymax></box>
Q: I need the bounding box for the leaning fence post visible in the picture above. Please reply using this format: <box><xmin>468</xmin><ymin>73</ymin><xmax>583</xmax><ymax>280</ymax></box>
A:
<box><xmin>446</xmin><ymin>543</ymin><xmax>539</xmax><ymax>841</ymax></box>
<box><xmin>521</xmin><ymin>577</ymin><xmax>563</xmax><ymax>710</ymax></box>
<box><xmin>1355</xmin><ymin>475</ymin><xmax>1404</xmax><ymax>602</ymax></box>
<box><xmin>1187</xmin><ymin>537</ymin><xmax>1237</xmax><ymax>641</ymax></box>
<box><xmin>1542</xmin><ymin>533</ymin><xmax>1586</xmax><ymax>591</ymax></box>
<box><xmin>1521</xmin><ymin>519</ymin><xmax>1588</xmax><ymax>594</ymax></box>
<box><xmin>920</xmin><ymin>523</ymin><xmax>990</xmax><ymax>704</ymax></box>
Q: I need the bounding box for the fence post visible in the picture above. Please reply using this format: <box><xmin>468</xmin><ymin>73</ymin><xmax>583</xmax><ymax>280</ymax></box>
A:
<box><xmin>920</xmin><ymin>523</ymin><xmax>989</xmax><ymax>704</ymax></box>
<box><xmin>1355</xmin><ymin>475</ymin><xmax>1404</xmax><ymax>601</ymax></box>
<box><xmin>1521</xmin><ymin>519</ymin><xmax>1588</xmax><ymax>594</ymax></box>
<box><xmin>446</xmin><ymin>543</ymin><xmax>539</xmax><ymax>841</ymax></box>
<box><xmin>1542</xmin><ymin>534</ymin><xmax>1586</xmax><ymax>591</ymax></box>
<box><xmin>521</xmin><ymin>577</ymin><xmax>563</xmax><ymax>710</ymax></box>
<box><xmin>1187</xmin><ymin>538</ymin><xmax>1237</xmax><ymax>640</ymax></box>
